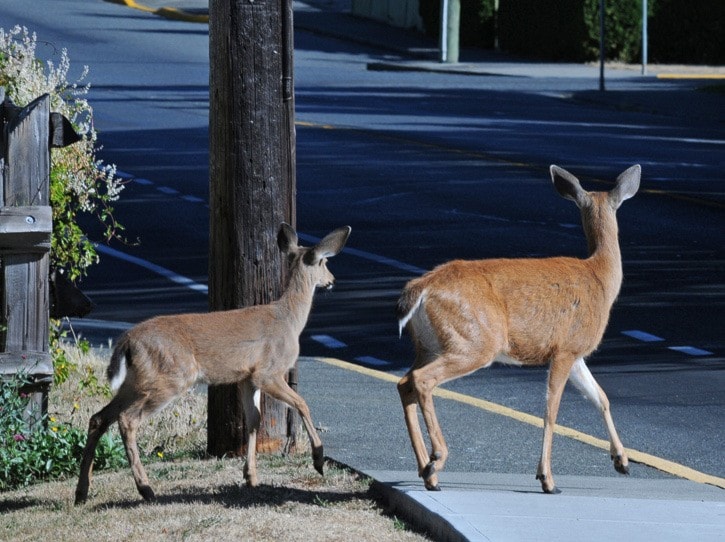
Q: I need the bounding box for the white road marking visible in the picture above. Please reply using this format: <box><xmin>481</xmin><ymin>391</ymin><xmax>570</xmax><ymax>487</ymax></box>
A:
<box><xmin>355</xmin><ymin>356</ymin><xmax>391</xmax><ymax>367</ymax></box>
<box><xmin>668</xmin><ymin>346</ymin><xmax>713</xmax><ymax>357</ymax></box>
<box><xmin>94</xmin><ymin>244</ymin><xmax>208</xmax><ymax>294</ymax></box>
<box><xmin>621</xmin><ymin>330</ymin><xmax>665</xmax><ymax>342</ymax></box>
<box><xmin>311</xmin><ymin>334</ymin><xmax>347</xmax><ymax>349</ymax></box>
<box><xmin>156</xmin><ymin>186</ymin><xmax>180</xmax><ymax>195</ymax></box>
<box><xmin>297</xmin><ymin>232</ymin><xmax>426</xmax><ymax>275</ymax></box>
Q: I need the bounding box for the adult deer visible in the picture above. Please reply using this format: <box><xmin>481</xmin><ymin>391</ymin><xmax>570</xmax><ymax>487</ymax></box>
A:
<box><xmin>75</xmin><ymin>224</ymin><xmax>351</xmax><ymax>504</ymax></box>
<box><xmin>397</xmin><ymin>165</ymin><xmax>640</xmax><ymax>494</ymax></box>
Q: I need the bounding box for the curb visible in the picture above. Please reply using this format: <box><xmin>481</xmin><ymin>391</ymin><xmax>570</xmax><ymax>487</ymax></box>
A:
<box><xmin>105</xmin><ymin>0</ymin><xmax>209</xmax><ymax>23</ymax></box>
<box><xmin>369</xmin><ymin>478</ymin><xmax>467</xmax><ymax>542</ymax></box>
<box><xmin>326</xmin><ymin>457</ymin><xmax>464</xmax><ymax>542</ymax></box>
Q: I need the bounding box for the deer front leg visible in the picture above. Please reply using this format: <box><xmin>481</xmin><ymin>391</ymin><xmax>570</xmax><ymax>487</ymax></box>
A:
<box><xmin>568</xmin><ymin>358</ymin><xmax>629</xmax><ymax>475</ymax></box>
<box><xmin>241</xmin><ymin>380</ymin><xmax>261</xmax><ymax>487</ymax></box>
<box><xmin>537</xmin><ymin>355</ymin><xmax>574</xmax><ymax>494</ymax></box>
<box><xmin>259</xmin><ymin>376</ymin><xmax>325</xmax><ymax>475</ymax></box>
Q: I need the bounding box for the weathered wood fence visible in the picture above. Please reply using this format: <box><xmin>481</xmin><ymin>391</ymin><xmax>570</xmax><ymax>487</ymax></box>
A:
<box><xmin>0</xmin><ymin>88</ymin><xmax>80</xmax><ymax>420</ymax></box>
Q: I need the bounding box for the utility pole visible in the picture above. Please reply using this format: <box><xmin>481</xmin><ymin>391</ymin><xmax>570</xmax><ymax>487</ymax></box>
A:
<box><xmin>207</xmin><ymin>0</ymin><xmax>297</xmax><ymax>457</ymax></box>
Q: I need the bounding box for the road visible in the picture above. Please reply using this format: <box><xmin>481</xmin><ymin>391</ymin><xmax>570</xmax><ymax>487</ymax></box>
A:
<box><xmin>1</xmin><ymin>0</ymin><xmax>723</xmax><ymax>481</ymax></box>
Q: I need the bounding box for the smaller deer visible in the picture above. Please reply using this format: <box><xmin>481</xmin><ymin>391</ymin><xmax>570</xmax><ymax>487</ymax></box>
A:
<box><xmin>75</xmin><ymin>224</ymin><xmax>351</xmax><ymax>504</ymax></box>
<box><xmin>397</xmin><ymin>165</ymin><xmax>640</xmax><ymax>494</ymax></box>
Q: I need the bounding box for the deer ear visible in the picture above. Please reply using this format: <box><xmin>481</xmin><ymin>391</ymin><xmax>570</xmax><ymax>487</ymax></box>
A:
<box><xmin>609</xmin><ymin>165</ymin><xmax>641</xmax><ymax>208</ymax></box>
<box><xmin>550</xmin><ymin>165</ymin><xmax>590</xmax><ymax>208</ymax></box>
<box><xmin>277</xmin><ymin>223</ymin><xmax>298</xmax><ymax>254</ymax></box>
<box><xmin>308</xmin><ymin>226</ymin><xmax>351</xmax><ymax>263</ymax></box>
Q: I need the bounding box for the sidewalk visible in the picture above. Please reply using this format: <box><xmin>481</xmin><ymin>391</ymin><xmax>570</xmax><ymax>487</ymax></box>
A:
<box><xmin>99</xmin><ymin>2</ymin><xmax>725</xmax><ymax>540</ymax></box>
<box><xmin>295</xmin><ymin>357</ymin><xmax>725</xmax><ymax>542</ymax></box>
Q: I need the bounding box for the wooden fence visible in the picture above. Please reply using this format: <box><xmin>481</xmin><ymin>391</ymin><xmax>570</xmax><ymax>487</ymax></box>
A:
<box><xmin>0</xmin><ymin>88</ymin><xmax>80</xmax><ymax>420</ymax></box>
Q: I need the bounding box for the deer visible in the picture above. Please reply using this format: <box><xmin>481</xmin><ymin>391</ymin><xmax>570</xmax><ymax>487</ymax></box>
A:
<box><xmin>74</xmin><ymin>223</ymin><xmax>351</xmax><ymax>504</ymax></box>
<box><xmin>396</xmin><ymin>165</ymin><xmax>640</xmax><ymax>494</ymax></box>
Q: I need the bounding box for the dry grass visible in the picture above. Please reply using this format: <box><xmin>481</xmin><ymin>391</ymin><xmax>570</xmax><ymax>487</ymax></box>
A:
<box><xmin>0</xmin><ymin>345</ymin><xmax>430</xmax><ymax>541</ymax></box>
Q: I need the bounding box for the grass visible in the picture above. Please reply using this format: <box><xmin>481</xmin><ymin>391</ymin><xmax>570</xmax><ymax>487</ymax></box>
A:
<box><xmin>0</xmin><ymin>345</ymin><xmax>430</xmax><ymax>541</ymax></box>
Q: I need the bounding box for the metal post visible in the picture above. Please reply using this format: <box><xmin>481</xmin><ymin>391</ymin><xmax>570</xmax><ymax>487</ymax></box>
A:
<box><xmin>641</xmin><ymin>0</ymin><xmax>648</xmax><ymax>75</ymax></box>
<box><xmin>439</xmin><ymin>0</ymin><xmax>460</xmax><ymax>63</ymax></box>
<box><xmin>599</xmin><ymin>0</ymin><xmax>606</xmax><ymax>91</ymax></box>
<box><xmin>439</xmin><ymin>0</ymin><xmax>448</xmax><ymax>62</ymax></box>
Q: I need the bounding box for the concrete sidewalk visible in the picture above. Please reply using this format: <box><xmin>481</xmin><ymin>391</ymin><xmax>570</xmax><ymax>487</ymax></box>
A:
<box><xmin>295</xmin><ymin>356</ymin><xmax>725</xmax><ymax>541</ymax></box>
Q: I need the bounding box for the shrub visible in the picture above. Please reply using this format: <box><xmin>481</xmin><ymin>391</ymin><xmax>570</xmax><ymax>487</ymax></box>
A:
<box><xmin>0</xmin><ymin>371</ymin><xmax>126</xmax><ymax>490</ymax></box>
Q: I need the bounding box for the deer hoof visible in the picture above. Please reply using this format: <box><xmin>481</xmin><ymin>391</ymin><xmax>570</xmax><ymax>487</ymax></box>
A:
<box><xmin>74</xmin><ymin>491</ymin><xmax>87</xmax><ymax>506</ymax></box>
<box><xmin>313</xmin><ymin>447</ymin><xmax>325</xmax><ymax>475</ymax></box>
<box><xmin>422</xmin><ymin>460</ymin><xmax>437</xmax><ymax>481</ymax></box>
<box><xmin>536</xmin><ymin>473</ymin><xmax>561</xmax><ymax>494</ymax></box>
<box><xmin>612</xmin><ymin>454</ymin><xmax>630</xmax><ymax>475</ymax></box>
<box><xmin>139</xmin><ymin>485</ymin><xmax>156</xmax><ymax>502</ymax></box>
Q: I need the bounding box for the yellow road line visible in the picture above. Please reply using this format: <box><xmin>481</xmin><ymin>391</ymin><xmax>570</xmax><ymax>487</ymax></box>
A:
<box><xmin>316</xmin><ymin>356</ymin><xmax>725</xmax><ymax>490</ymax></box>
<box><xmin>657</xmin><ymin>73</ymin><xmax>725</xmax><ymax>80</ymax></box>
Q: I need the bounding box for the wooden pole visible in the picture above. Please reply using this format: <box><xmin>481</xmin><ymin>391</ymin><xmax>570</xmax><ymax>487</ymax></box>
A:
<box><xmin>207</xmin><ymin>0</ymin><xmax>296</xmax><ymax>457</ymax></box>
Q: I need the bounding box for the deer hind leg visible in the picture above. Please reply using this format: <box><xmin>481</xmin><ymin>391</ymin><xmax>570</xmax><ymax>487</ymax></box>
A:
<box><xmin>75</xmin><ymin>398</ymin><xmax>123</xmax><ymax>504</ymax></box>
<box><xmin>257</xmin><ymin>375</ymin><xmax>325</xmax><ymax>476</ymax></box>
<box><xmin>117</xmin><ymin>402</ymin><xmax>155</xmax><ymax>502</ymax></box>
<box><xmin>537</xmin><ymin>353</ymin><xmax>577</xmax><ymax>494</ymax></box>
<box><xmin>568</xmin><ymin>357</ymin><xmax>629</xmax><ymax>475</ymax></box>
<box><xmin>401</xmin><ymin>352</ymin><xmax>493</xmax><ymax>491</ymax></box>
<box><xmin>241</xmin><ymin>380</ymin><xmax>262</xmax><ymax>487</ymax></box>
<box><xmin>397</xmin><ymin>371</ymin><xmax>437</xmax><ymax>489</ymax></box>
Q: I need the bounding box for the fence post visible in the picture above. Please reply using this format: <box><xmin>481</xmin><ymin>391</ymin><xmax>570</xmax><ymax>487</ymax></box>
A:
<box><xmin>0</xmin><ymin>89</ymin><xmax>78</xmax><ymax>423</ymax></box>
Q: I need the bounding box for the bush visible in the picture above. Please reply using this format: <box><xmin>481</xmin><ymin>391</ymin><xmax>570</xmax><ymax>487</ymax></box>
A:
<box><xmin>582</xmin><ymin>0</ymin><xmax>651</xmax><ymax>63</ymax></box>
<box><xmin>0</xmin><ymin>371</ymin><xmax>126</xmax><ymax>490</ymax></box>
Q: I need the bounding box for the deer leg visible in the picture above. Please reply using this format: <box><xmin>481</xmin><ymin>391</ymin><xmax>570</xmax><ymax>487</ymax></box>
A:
<box><xmin>241</xmin><ymin>380</ymin><xmax>261</xmax><ymax>487</ymax></box>
<box><xmin>117</xmin><ymin>407</ymin><xmax>154</xmax><ymax>502</ymax></box>
<box><xmin>258</xmin><ymin>376</ymin><xmax>325</xmax><ymax>475</ymax></box>
<box><xmin>537</xmin><ymin>355</ymin><xmax>575</xmax><ymax>494</ymax></box>
<box><xmin>568</xmin><ymin>357</ymin><xmax>629</xmax><ymax>475</ymax></box>
<box><xmin>397</xmin><ymin>372</ymin><xmax>437</xmax><ymax>487</ymax></box>
<box><xmin>75</xmin><ymin>401</ymin><xmax>119</xmax><ymax>505</ymax></box>
<box><xmin>405</xmin><ymin>353</ymin><xmax>488</xmax><ymax>491</ymax></box>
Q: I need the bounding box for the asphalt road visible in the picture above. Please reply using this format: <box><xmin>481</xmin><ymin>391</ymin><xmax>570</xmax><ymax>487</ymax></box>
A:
<box><xmin>2</xmin><ymin>0</ymin><xmax>723</xmax><ymax>482</ymax></box>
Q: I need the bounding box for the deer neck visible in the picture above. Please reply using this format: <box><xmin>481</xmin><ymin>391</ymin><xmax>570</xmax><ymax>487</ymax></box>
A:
<box><xmin>277</xmin><ymin>268</ymin><xmax>316</xmax><ymax>334</ymax></box>
<box><xmin>583</xmin><ymin>203</ymin><xmax>623</xmax><ymax>302</ymax></box>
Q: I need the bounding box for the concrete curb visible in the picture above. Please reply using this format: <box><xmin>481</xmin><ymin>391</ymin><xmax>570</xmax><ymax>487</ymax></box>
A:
<box><xmin>105</xmin><ymin>0</ymin><xmax>209</xmax><ymax>23</ymax></box>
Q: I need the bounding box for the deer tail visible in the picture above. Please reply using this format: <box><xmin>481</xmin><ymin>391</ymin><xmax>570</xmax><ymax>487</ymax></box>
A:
<box><xmin>107</xmin><ymin>333</ymin><xmax>130</xmax><ymax>392</ymax></box>
<box><xmin>397</xmin><ymin>281</ymin><xmax>426</xmax><ymax>338</ymax></box>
